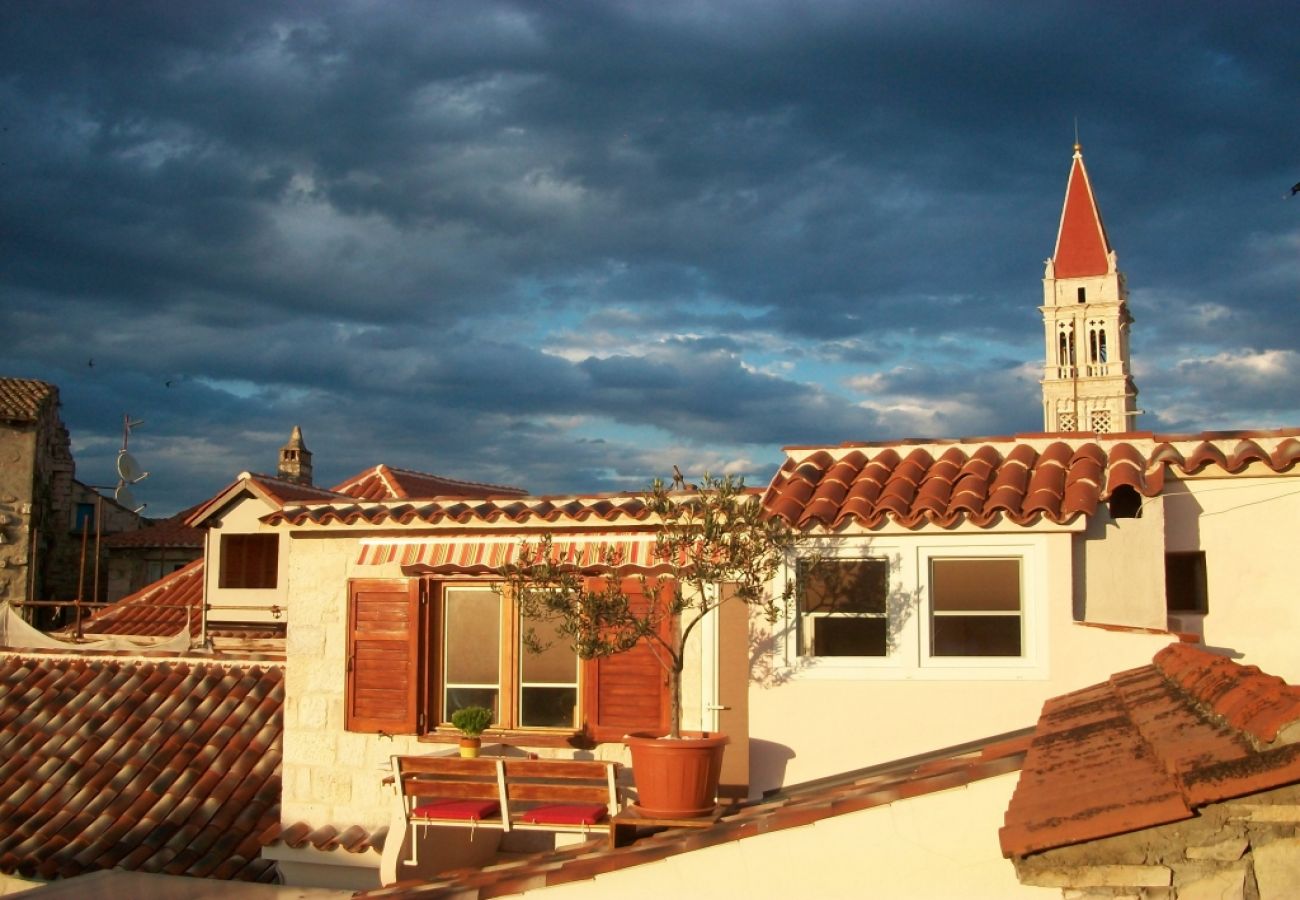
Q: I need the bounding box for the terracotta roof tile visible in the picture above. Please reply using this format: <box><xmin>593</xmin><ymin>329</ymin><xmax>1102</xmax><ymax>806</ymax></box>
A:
<box><xmin>766</xmin><ymin>430</ymin><xmax>1300</xmax><ymax>530</ymax></box>
<box><xmin>0</xmin><ymin>654</ymin><xmax>284</xmax><ymax>882</ymax></box>
<box><xmin>0</xmin><ymin>377</ymin><xmax>58</xmax><ymax>422</ymax></box>
<box><xmin>359</xmin><ymin>731</ymin><xmax>1030</xmax><ymax>899</ymax></box>
<box><xmin>1001</xmin><ymin>644</ymin><xmax>1300</xmax><ymax>858</ymax></box>
<box><xmin>76</xmin><ymin>559</ymin><xmax>204</xmax><ymax>638</ymax></box>
<box><xmin>102</xmin><ymin>507</ymin><xmax>204</xmax><ymax>549</ymax></box>
<box><xmin>263</xmin><ymin>493</ymin><xmax>655</xmax><ymax>528</ymax></box>
<box><xmin>332</xmin><ymin>464</ymin><xmax>527</xmax><ymax>501</ymax></box>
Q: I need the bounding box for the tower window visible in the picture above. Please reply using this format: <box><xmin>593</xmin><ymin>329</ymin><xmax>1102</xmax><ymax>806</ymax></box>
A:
<box><xmin>1077</xmin><ymin>287</ymin><xmax>1086</xmax><ymax>303</ymax></box>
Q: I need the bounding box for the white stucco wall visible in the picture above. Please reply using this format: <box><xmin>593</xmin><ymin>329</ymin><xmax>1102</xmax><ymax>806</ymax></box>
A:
<box><xmin>203</xmin><ymin>497</ymin><xmax>289</xmax><ymax>624</ymax></box>
<box><xmin>509</xmin><ymin>772</ymin><xmax>1055</xmax><ymax>900</ymax></box>
<box><xmin>747</xmin><ymin>527</ymin><xmax>1176</xmax><ymax>791</ymax></box>
<box><xmin>1163</xmin><ymin>470</ymin><xmax>1300</xmax><ymax>682</ymax></box>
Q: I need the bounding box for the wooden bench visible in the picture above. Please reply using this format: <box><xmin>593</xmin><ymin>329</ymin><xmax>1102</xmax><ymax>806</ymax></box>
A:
<box><xmin>392</xmin><ymin>755</ymin><xmax>626</xmax><ymax>856</ymax></box>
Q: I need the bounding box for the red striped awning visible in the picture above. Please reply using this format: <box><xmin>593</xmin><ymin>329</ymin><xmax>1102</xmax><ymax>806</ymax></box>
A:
<box><xmin>356</xmin><ymin>535</ymin><xmax>669</xmax><ymax>575</ymax></box>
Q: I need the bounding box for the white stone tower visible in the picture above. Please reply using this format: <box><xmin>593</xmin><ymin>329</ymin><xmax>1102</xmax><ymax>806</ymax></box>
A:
<box><xmin>1040</xmin><ymin>144</ymin><xmax>1138</xmax><ymax>433</ymax></box>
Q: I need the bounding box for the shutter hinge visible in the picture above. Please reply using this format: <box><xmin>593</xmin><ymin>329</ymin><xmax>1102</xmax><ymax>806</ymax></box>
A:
<box><xmin>418</xmin><ymin>712</ymin><xmax>425</xmax><ymax>729</ymax></box>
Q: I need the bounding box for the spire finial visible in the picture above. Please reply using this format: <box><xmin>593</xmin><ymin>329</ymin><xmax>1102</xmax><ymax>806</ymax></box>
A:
<box><xmin>1073</xmin><ymin>117</ymin><xmax>1081</xmax><ymax>154</ymax></box>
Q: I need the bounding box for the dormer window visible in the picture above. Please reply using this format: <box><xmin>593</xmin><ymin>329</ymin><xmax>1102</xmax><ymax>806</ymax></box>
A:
<box><xmin>220</xmin><ymin>534</ymin><xmax>279</xmax><ymax>588</ymax></box>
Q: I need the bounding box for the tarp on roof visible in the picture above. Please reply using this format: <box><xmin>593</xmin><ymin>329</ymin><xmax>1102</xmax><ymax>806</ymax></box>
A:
<box><xmin>0</xmin><ymin>603</ymin><xmax>191</xmax><ymax>653</ymax></box>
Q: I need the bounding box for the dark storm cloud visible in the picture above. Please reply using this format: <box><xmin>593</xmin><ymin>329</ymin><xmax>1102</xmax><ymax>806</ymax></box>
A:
<box><xmin>3</xmin><ymin>1</ymin><xmax>1297</xmax><ymax>513</ymax></box>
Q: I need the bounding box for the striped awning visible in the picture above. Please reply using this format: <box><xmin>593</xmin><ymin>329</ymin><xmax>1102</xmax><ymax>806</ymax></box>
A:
<box><xmin>356</xmin><ymin>535</ymin><xmax>669</xmax><ymax>575</ymax></box>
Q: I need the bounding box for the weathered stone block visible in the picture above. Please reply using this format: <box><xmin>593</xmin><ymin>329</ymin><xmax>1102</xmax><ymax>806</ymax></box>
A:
<box><xmin>1186</xmin><ymin>836</ymin><xmax>1248</xmax><ymax>861</ymax></box>
<box><xmin>1022</xmin><ymin>864</ymin><xmax>1172</xmax><ymax>888</ymax></box>
<box><xmin>1253</xmin><ymin>836</ymin><xmax>1300</xmax><ymax>900</ymax></box>
<box><xmin>1176</xmin><ymin>860</ymin><xmax>1247</xmax><ymax>900</ymax></box>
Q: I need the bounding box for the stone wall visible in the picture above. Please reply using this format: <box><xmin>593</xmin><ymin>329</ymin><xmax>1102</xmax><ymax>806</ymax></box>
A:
<box><xmin>0</xmin><ymin>390</ymin><xmax>73</xmax><ymax>614</ymax></box>
<box><xmin>1014</xmin><ymin>784</ymin><xmax>1300</xmax><ymax>899</ymax></box>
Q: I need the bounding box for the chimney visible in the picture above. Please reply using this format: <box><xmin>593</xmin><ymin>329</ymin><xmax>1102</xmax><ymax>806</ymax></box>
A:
<box><xmin>278</xmin><ymin>426</ymin><xmax>313</xmax><ymax>485</ymax></box>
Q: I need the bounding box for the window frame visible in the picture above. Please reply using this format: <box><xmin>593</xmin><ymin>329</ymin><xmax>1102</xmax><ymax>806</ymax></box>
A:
<box><xmin>430</xmin><ymin>579</ymin><xmax>583</xmax><ymax>736</ymax></box>
<box><xmin>924</xmin><ymin>556</ymin><xmax>1024</xmax><ymax>661</ymax></box>
<box><xmin>782</xmin><ymin>536</ymin><xmax>1049</xmax><ymax>680</ymax></box>
<box><xmin>796</xmin><ymin>556</ymin><xmax>895</xmax><ymax>659</ymax></box>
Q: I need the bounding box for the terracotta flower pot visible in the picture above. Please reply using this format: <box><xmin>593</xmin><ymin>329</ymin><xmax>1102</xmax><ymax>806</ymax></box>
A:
<box><xmin>625</xmin><ymin>731</ymin><xmax>728</xmax><ymax>817</ymax></box>
<box><xmin>458</xmin><ymin>736</ymin><xmax>481</xmax><ymax>758</ymax></box>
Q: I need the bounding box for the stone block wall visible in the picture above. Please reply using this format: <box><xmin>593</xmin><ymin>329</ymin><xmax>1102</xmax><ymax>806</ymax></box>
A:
<box><xmin>1015</xmin><ymin>784</ymin><xmax>1300</xmax><ymax>899</ymax></box>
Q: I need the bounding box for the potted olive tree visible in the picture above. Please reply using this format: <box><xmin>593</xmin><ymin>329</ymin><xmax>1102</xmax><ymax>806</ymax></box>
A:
<box><xmin>499</xmin><ymin>473</ymin><xmax>794</xmax><ymax>816</ymax></box>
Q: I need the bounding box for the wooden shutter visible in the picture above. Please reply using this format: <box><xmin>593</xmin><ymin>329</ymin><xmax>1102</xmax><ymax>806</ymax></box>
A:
<box><xmin>219</xmin><ymin>534</ymin><xmax>279</xmax><ymax>588</ymax></box>
<box><xmin>346</xmin><ymin>579</ymin><xmax>421</xmax><ymax>733</ymax></box>
<box><xmin>584</xmin><ymin>577</ymin><xmax>672</xmax><ymax>742</ymax></box>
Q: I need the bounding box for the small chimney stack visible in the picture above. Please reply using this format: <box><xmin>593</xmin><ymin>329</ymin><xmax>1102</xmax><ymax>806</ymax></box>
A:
<box><xmin>278</xmin><ymin>426</ymin><xmax>313</xmax><ymax>485</ymax></box>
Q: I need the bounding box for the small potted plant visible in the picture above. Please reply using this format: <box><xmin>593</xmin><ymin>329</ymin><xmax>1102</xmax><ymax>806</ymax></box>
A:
<box><xmin>450</xmin><ymin>706</ymin><xmax>494</xmax><ymax>758</ymax></box>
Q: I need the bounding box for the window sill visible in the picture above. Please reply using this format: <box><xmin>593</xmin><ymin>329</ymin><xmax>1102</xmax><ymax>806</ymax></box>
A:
<box><xmin>418</xmin><ymin>728</ymin><xmax>595</xmax><ymax>749</ymax></box>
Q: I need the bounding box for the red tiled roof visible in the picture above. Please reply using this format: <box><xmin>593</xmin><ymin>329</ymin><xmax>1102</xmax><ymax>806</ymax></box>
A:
<box><xmin>264</xmin><ymin>493</ymin><xmax>655</xmax><ymax>528</ymax></box>
<box><xmin>358</xmin><ymin>731</ymin><xmax>1031</xmax><ymax>899</ymax></box>
<box><xmin>1052</xmin><ymin>148</ymin><xmax>1112</xmax><ymax>278</ymax></box>
<box><xmin>1000</xmin><ymin>644</ymin><xmax>1300</xmax><ymax>858</ymax></box>
<box><xmin>332</xmin><ymin>464</ymin><xmax>526</xmax><ymax>501</ymax></box>
<box><xmin>102</xmin><ymin>506</ymin><xmax>205</xmax><ymax>549</ymax></box>
<box><xmin>0</xmin><ymin>377</ymin><xmax>57</xmax><ymax>423</ymax></box>
<box><xmin>764</xmin><ymin>430</ymin><xmax>1300</xmax><ymax>530</ymax></box>
<box><xmin>77</xmin><ymin>558</ymin><xmax>204</xmax><ymax>638</ymax></box>
<box><xmin>262</xmin><ymin>821</ymin><xmax>385</xmax><ymax>855</ymax></box>
<box><xmin>0</xmin><ymin>654</ymin><xmax>284</xmax><ymax>882</ymax></box>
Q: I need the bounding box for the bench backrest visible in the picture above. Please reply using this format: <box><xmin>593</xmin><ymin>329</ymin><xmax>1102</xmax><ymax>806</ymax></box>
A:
<box><xmin>392</xmin><ymin>755</ymin><xmax>622</xmax><ymax>815</ymax></box>
<box><xmin>395</xmin><ymin>756</ymin><xmax>503</xmax><ymax>803</ymax></box>
<box><xmin>500</xmin><ymin>758</ymin><xmax>620</xmax><ymax>812</ymax></box>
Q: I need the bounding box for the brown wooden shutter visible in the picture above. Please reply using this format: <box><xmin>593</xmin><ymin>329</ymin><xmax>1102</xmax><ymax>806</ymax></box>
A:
<box><xmin>584</xmin><ymin>577</ymin><xmax>672</xmax><ymax>742</ymax></box>
<box><xmin>219</xmin><ymin>534</ymin><xmax>279</xmax><ymax>589</ymax></box>
<box><xmin>346</xmin><ymin>578</ymin><xmax>421</xmax><ymax>733</ymax></box>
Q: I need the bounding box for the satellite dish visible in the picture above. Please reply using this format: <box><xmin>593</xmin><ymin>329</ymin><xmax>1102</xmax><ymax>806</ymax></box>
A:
<box><xmin>116</xmin><ymin>450</ymin><xmax>148</xmax><ymax>483</ymax></box>
<box><xmin>114</xmin><ymin>483</ymin><xmax>138</xmax><ymax>511</ymax></box>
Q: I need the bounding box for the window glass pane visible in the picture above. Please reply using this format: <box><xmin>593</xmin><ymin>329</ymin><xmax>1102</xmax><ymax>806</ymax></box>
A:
<box><xmin>443</xmin><ymin>588</ymin><xmax>500</xmax><ymax>718</ymax></box>
<box><xmin>799</xmin><ymin>559</ymin><xmax>888</xmax><ymax>614</ymax></box>
<box><xmin>520</xmin><ymin>616</ymin><xmax>578</xmax><ymax>683</ymax></box>
<box><xmin>813</xmin><ymin>617</ymin><xmax>886</xmax><ymax>657</ymax></box>
<box><xmin>520</xmin><ymin>615</ymin><xmax>577</xmax><ymax>728</ymax></box>
<box><xmin>445</xmin><ymin>688</ymin><xmax>499</xmax><ymax>718</ymax></box>
<box><xmin>931</xmin><ymin>559</ymin><xmax>1019</xmax><ymax>611</ymax></box>
<box><xmin>520</xmin><ymin>687</ymin><xmax>578</xmax><ymax>728</ymax></box>
<box><xmin>932</xmin><ymin>616</ymin><xmax>1021</xmax><ymax>656</ymax></box>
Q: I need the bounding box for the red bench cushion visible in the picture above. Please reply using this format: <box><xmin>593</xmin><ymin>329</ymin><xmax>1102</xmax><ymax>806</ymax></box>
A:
<box><xmin>412</xmin><ymin>799</ymin><xmax>500</xmax><ymax>821</ymax></box>
<box><xmin>519</xmin><ymin>803</ymin><xmax>609</xmax><ymax>826</ymax></box>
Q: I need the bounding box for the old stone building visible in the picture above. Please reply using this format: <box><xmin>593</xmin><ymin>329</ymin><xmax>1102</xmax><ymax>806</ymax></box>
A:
<box><xmin>0</xmin><ymin>377</ymin><xmax>146</xmax><ymax>621</ymax></box>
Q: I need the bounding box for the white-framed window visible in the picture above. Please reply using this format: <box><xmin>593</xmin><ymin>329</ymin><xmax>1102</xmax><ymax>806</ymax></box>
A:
<box><xmin>785</xmin><ymin>536</ymin><xmax>1050</xmax><ymax>680</ymax></box>
<box><xmin>926</xmin><ymin>557</ymin><xmax>1023</xmax><ymax>658</ymax></box>
<box><xmin>797</xmin><ymin>557</ymin><xmax>891</xmax><ymax>657</ymax></box>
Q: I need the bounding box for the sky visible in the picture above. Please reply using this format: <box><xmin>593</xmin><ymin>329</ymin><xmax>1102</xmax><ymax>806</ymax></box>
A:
<box><xmin>3</xmin><ymin>1</ymin><xmax>1298</xmax><ymax>517</ymax></box>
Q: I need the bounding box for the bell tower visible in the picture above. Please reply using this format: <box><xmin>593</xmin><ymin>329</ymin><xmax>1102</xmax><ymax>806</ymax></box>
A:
<box><xmin>278</xmin><ymin>425</ymin><xmax>313</xmax><ymax>485</ymax></box>
<box><xmin>1040</xmin><ymin>143</ymin><xmax>1138</xmax><ymax>433</ymax></box>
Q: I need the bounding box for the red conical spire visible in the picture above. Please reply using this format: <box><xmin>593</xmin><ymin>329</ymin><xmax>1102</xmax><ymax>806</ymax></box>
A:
<box><xmin>1052</xmin><ymin>144</ymin><xmax>1112</xmax><ymax>278</ymax></box>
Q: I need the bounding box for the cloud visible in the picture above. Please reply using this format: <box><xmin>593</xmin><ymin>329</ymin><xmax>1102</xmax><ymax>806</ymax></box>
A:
<box><xmin>2</xmin><ymin>1</ymin><xmax>1298</xmax><ymax>513</ymax></box>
